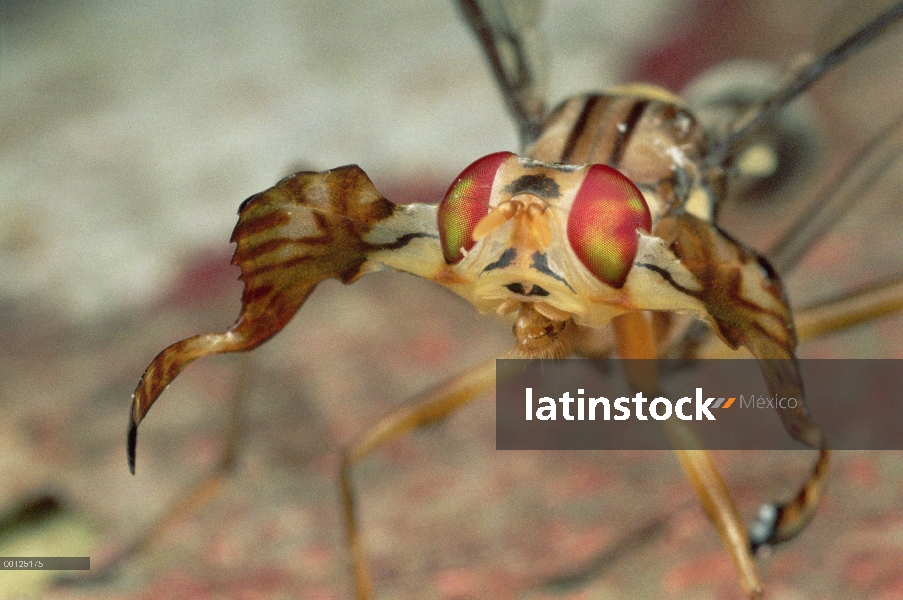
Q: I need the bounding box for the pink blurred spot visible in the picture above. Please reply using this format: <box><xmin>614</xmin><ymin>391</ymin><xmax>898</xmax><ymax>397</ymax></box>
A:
<box><xmin>845</xmin><ymin>549</ymin><xmax>903</xmax><ymax>591</ymax></box>
<box><xmin>433</xmin><ymin>567</ymin><xmax>481</xmax><ymax>598</ymax></box>
<box><xmin>662</xmin><ymin>549</ymin><xmax>734</xmax><ymax>595</ymax></box>
<box><xmin>542</xmin><ymin>464</ymin><xmax>617</xmax><ymax>503</ymax></box>
<box><xmin>225</xmin><ymin>565</ymin><xmax>295</xmax><ymax>597</ymax></box>
<box><xmin>380</xmin><ymin>179</ymin><xmax>448</xmax><ymax>207</ymax></box>
<box><xmin>139</xmin><ymin>571</ymin><xmax>213</xmax><ymax>600</ymax></box>
<box><xmin>630</xmin><ymin>1</ymin><xmax>753</xmax><ymax>91</ymax></box>
<box><xmin>163</xmin><ymin>247</ymin><xmax>239</xmax><ymax>308</ymax></box>
<box><xmin>842</xmin><ymin>455</ymin><xmax>881</xmax><ymax>487</ymax></box>
<box><xmin>403</xmin><ymin>330</ymin><xmax>453</xmax><ymax>368</ymax></box>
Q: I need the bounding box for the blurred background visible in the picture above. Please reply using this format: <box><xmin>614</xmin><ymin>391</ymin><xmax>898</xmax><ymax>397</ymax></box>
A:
<box><xmin>1</xmin><ymin>0</ymin><xmax>902</xmax><ymax>598</ymax></box>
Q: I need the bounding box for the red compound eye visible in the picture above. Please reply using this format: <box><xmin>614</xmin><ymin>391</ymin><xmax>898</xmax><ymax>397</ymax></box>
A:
<box><xmin>438</xmin><ymin>152</ymin><xmax>513</xmax><ymax>264</ymax></box>
<box><xmin>567</xmin><ymin>164</ymin><xmax>651</xmax><ymax>288</ymax></box>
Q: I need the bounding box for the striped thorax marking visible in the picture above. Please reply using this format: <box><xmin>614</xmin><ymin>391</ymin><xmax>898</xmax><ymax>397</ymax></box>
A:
<box><xmin>526</xmin><ymin>91</ymin><xmax>713</xmax><ymax>221</ymax></box>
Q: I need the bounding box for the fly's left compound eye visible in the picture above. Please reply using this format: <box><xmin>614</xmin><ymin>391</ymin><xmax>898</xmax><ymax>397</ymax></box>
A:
<box><xmin>437</xmin><ymin>152</ymin><xmax>513</xmax><ymax>264</ymax></box>
<box><xmin>567</xmin><ymin>164</ymin><xmax>651</xmax><ymax>288</ymax></box>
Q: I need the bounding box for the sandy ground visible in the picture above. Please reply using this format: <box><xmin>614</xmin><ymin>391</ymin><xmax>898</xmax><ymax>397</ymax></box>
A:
<box><xmin>1</xmin><ymin>0</ymin><xmax>903</xmax><ymax>598</ymax></box>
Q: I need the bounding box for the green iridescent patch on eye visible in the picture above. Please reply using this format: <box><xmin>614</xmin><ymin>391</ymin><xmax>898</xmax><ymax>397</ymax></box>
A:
<box><xmin>438</xmin><ymin>152</ymin><xmax>513</xmax><ymax>263</ymax></box>
<box><xmin>567</xmin><ymin>164</ymin><xmax>651</xmax><ymax>287</ymax></box>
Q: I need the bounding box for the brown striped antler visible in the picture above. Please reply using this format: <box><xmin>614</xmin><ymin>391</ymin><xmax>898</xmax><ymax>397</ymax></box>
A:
<box><xmin>653</xmin><ymin>211</ymin><xmax>828</xmax><ymax>548</ymax></box>
<box><xmin>129</xmin><ymin>165</ymin><xmax>442</xmax><ymax>472</ymax></box>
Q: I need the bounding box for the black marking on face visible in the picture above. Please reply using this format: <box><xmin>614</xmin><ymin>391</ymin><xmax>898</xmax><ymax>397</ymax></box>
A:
<box><xmin>374</xmin><ymin>231</ymin><xmax>438</xmax><ymax>251</ymax></box>
<box><xmin>530</xmin><ymin>252</ymin><xmax>574</xmax><ymax>292</ymax></box>
<box><xmin>482</xmin><ymin>247</ymin><xmax>517</xmax><ymax>273</ymax></box>
<box><xmin>505</xmin><ymin>282</ymin><xmax>526</xmax><ymax>295</ymax></box>
<box><xmin>503</xmin><ymin>174</ymin><xmax>561</xmax><ymax>199</ymax></box>
<box><xmin>635</xmin><ymin>262</ymin><xmax>697</xmax><ymax>297</ymax></box>
<box><xmin>504</xmin><ymin>283</ymin><xmax>550</xmax><ymax>297</ymax></box>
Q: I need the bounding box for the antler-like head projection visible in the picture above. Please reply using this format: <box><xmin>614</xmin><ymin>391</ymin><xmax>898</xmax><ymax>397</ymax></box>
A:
<box><xmin>131</xmin><ymin>144</ymin><xmax>818</xmax><ymax>460</ymax></box>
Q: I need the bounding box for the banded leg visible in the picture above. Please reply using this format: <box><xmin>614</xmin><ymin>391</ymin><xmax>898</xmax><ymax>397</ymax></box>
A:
<box><xmin>704</xmin><ymin>0</ymin><xmax>903</xmax><ymax>169</ymax></box>
<box><xmin>340</xmin><ymin>358</ymin><xmax>496</xmax><ymax>600</ymax></box>
<box><xmin>611</xmin><ymin>311</ymin><xmax>764</xmax><ymax>599</ymax></box>
<box><xmin>794</xmin><ymin>276</ymin><xmax>903</xmax><ymax>343</ymax></box>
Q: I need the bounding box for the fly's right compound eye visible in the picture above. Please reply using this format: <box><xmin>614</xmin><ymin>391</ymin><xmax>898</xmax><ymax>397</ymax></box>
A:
<box><xmin>566</xmin><ymin>164</ymin><xmax>651</xmax><ymax>288</ymax></box>
<box><xmin>437</xmin><ymin>152</ymin><xmax>513</xmax><ymax>264</ymax></box>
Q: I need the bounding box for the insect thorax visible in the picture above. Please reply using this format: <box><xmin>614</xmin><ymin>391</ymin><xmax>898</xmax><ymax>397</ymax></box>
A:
<box><xmin>526</xmin><ymin>90</ymin><xmax>718</xmax><ymax>223</ymax></box>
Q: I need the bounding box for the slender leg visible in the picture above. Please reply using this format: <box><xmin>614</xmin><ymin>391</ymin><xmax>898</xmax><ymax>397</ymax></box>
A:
<box><xmin>611</xmin><ymin>311</ymin><xmax>764</xmax><ymax>599</ymax></box>
<box><xmin>339</xmin><ymin>358</ymin><xmax>496</xmax><ymax>600</ymax></box>
<box><xmin>666</xmin><ymin>427</ymin><xmax>764</xmax><ymax>600</ymax></box>
<box><xmin>794</xmin><ymin>276</ymin><xmax>903</xmax><ymax>342</ymax></box>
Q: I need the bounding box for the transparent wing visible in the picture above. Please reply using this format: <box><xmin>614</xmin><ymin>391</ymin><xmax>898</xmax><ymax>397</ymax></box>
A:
<box><xmin>814</xmin><ymin>0</ymin><xmax>903</xmax><ymax>59</ymax></box>
<box><xmin>456</xmin><ymin>0</ymin><xmax>548</xmax><ymax>146</ymax></box>
<box><xmin>704</xmin><ymin>0</ymin><xmax>903</xmax><ymax>171</ymax></box>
